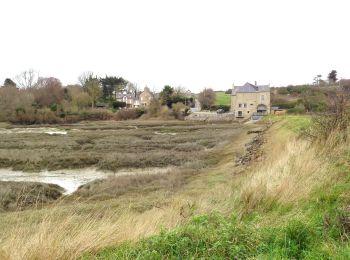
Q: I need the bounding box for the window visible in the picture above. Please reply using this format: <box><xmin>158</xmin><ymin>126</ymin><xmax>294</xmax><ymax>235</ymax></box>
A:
<box><xmin>261</xmin><ymin>95</ymin><xmax>265</xmax><ymax>102</ymax></box>
<box><xmin>250</xmin><ymin>103</ymin><xmax>253</xmax><ymax>106</ymax></box>
<box><xmin>244</xmin><ymin>103</ymin><xmax>247</xmax><ymax>108</ymax></box>
<box><xmin>238</xmin><ymin>104</ymin><xmax>242</xmax><ymax>108</ymax></box>
<box><xmin>238</xmin><ymin>111</ymin><xmax>242</xmax><ymax>117</ymax></box>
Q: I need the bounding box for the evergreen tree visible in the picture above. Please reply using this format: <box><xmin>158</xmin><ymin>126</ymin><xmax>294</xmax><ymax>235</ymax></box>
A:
<box><xmin>328</xmin><ymin>70</ymin><xmax>338</xmax><ymax>84</ymax></box>
<box><xmin>3</xmin><ymin>78</ymin><xmax>16</xmax><ymax>87</ymax></box>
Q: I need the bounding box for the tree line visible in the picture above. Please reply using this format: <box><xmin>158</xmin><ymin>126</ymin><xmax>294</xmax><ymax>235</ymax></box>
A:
<box><xmin>0</xmin><ymin>69</ymin><xmax>202</xmax><ymax>123</ymax></box>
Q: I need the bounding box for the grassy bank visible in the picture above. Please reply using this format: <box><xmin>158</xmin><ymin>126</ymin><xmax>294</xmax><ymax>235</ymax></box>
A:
<box><xmin>89</xmin><ymin>116</ymin><xmax>350</xmax><ymax>259</ymax></box>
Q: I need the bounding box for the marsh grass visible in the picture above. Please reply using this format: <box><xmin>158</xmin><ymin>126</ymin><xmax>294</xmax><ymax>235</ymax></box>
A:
<box><xmin>0</xmin><ymin>181</ymin><xmax>64</xmax><ymax>212</ymax></box>
<box><xmin>0</xmin><ymin>120</ymin><xmax>255</xmax><ymax>259</ymax></box>
<box><xmin>5</xmin><ymin>117</ymin><xmax>345</xmax><ymax>259</ymax></box>
<box><xmin>0</xmin><ymin>121</ymin><xmax>241</xmax><ymax>172</ymax></box>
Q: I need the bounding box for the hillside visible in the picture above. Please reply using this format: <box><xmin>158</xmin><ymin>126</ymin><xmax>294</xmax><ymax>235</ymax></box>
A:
<box><xmin>270</xmin><ymin>84</ymin><xmax>344</xmax><ymax>113</ymax></box>
<box><xmin>89</xmin><ymin>116</ymin><xmax>350</xmax><ymax>259</ymax></box>
<box><xmin>215</xmin><ymin>91</ymin><xmax>231</xmax><ymax>106</ymax></box>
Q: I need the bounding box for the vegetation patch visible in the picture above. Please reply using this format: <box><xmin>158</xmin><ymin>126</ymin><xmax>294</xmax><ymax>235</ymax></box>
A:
<box><xmin>0</xmin><ymin>181</ymin><xmax>63</xmax><ymax>212</ymax></box>
<box><xmin>215</xmin><ymin>91</ymin><xmax>231</xmax><ymax>106</ymax></box>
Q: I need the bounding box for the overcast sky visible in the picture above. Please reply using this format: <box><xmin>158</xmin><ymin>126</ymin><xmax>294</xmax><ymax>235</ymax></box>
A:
<box><xmin>0</xmin><ymin>0</ymin><xmax>349</xmax><ymax>92</ymax></box>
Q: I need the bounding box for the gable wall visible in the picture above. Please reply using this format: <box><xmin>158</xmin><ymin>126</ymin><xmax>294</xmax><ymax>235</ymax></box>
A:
<box><xmin>231</xmin><ymin>91</ymin><xmax>270</xmax><ymax>118</ymax></box>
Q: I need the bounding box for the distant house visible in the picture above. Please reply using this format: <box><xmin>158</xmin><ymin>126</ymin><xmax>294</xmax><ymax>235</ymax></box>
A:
<box><xmin>139</xmin><ymin>87</ymin><xmax>154</xmax><ymax>107</ymax></box>
<box><xmin>116</xmin><ymin>90</ymin><xmax>139</xmax><ymax>108</ymax></box>
<box><xmin>115</xmin><ymin>86</ymin><xmax>154</xmax><ymax>109</ymax></box>
<box><xmin>231</xmin><ymin>82</ymin><xmax>270</xmax><ymax>118</ymax></box>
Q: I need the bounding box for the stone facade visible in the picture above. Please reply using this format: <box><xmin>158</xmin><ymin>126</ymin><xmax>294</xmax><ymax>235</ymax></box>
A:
<box><xmin>230</xmin><ymin>82</ymin><xmax>270</xmax><ymax>118</ymax></box>
<box><xmin>115</xmin><ymin>86</ymin><xmax>154</xmax><ymax>108</ymax></box>
<box><xmin>139</xmin><ymin>87</ymin><xmax>154</xmax><ymax>107</ymax></box>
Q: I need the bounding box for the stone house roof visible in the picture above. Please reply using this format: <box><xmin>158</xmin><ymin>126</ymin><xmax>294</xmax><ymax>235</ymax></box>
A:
<box><xmin>232</xmin><ymin>82</ymin><xmax>270</xmax><ymax>95</ymax></box>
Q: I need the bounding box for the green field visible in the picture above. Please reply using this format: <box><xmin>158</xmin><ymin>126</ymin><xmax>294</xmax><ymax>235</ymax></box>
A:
<box><xmin>215</xmin><ymin>91</ymin><xmax>231</xmax><ymax>106</ymax></box>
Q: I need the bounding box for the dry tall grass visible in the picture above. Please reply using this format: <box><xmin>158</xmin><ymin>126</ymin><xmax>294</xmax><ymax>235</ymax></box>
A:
<box><xmin>0</xmin><ymin>126</ymin><xmax>258</xmax><ymax>259</ymax></box>
<box><xmin>1</xmin><ymin>118</ymin><xmax>332</xmax><ymax>259</ymax></box>
<box><xmin>238</xmin><ymin>122</ymin><xmax>335</xmax><ymax>215</ymax></box>
<box><xmin>0</xmin><ymin>205</ymin><xmax>183</xmax><ymax>260</ymax></box>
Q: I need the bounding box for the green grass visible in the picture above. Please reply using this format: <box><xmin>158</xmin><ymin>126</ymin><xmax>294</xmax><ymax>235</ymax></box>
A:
<box><xmin>90</xmin><ymin>160</ymin><xmax>350</xmax><ymax>259</ymax></box>
<box><xmin>86</xmin><ymin>117</ymin><xmax>350</xmax><ymax>259</ymax></box>
<box><xmin>215</xmin><ymin>91</ymin><xmax>231</xmax><ymax>106</ymax></box>
<box><xmin>264</xmin><ymin>115</ymin><xmax>312</xmax><ymax>134</ymax></box>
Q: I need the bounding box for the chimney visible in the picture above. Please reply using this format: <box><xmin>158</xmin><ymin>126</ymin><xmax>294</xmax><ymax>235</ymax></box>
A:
<box><xmin>255</xmin><ymin>81</ymin><xmax>257</xmax><ymax>86</ymax></box>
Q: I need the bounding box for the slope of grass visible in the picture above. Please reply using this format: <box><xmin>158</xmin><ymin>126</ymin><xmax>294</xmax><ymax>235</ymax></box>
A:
<box><xmin>90</xmin><ymin>116</ymin><xmax>350</xmax><ymax>259</ymax></box>
<box><xmin>215</xmin><ymin>91</ymin><xmax>231</xmax><ymax>106</ymax></box>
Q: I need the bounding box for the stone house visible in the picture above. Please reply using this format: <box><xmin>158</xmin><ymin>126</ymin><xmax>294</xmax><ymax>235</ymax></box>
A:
<box><xmin>139</xmin><ymin>87</ymin><xmax>154</xmax><ymax>107</ymax></box>
<box><xmin>115</xmin><ymin>87</ymin><xmax>154</xmax><ymax>108</ymax></box>
<box><xmin>231</xmin><ymin>82</ymin><xmax>270</xmax><ymax>118</ymax></box>
<box><xmin>116</xmin><ymin>90</ymin><xmax>140</xmax><ymax>108</ymax></box>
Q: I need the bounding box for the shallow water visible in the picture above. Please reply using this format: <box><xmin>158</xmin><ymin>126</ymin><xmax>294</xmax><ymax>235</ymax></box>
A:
<box><xmin>0</xmin><ymin>168</ymin><xmax>108</xmax><ymax>194</ymax></box>
<box><xmin>0</xmin><ymin>167</ymin><xmax>173</xmax><ymax>194</ymax></box>
<box><xmin>0</xmin><ymin>128</ymin><xmax>67</xmax><ymax>135</ymax></box>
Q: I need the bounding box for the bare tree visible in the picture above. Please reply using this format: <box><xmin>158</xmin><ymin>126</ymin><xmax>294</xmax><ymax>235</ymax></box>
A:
<box><xmin>31</xmin><ymin>77</ymin><xmax>64</xmax><ymax>107</ymax></box>
<box><xmin>14</xmin><ymin>69</ymin><xmax>39</xmax><ymax>89</ymax></box>
<box><xmin>127</xmin><ymin>82</ymin><xmax>140</xmax><ymax>97</ymax></box>
<box><xmin>86</xmin><ymin>78</ymin><xmax>102</xmax><ymax>108</ymax></box>
<box><xmin>305</xmin><ymin>85</ymin><xmax>350</xmax><ymax>143</ymax></box>
<box><xmin>198</xmin><ymin>88</ymin><xmax>215</xmax><ymax>110</ymax></box>
<box><xmin>78</xmin><ymin>71</ymin><xmax>94</xmax><ymax>87</ymax></box>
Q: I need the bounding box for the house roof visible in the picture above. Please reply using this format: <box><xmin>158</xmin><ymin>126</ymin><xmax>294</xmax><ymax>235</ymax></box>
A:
<box><xmin>232</xmin><ymin>82</ymin><xmax>270</xmax><ymax>95</ymax></box>
<box><xmin>116</xmin><ymin>92</ymin><xmax>136</xmax><ymax>99</ymax></box>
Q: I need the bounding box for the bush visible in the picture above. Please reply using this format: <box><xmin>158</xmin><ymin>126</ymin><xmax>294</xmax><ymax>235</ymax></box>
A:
<box><xmin>50</xmin><ymin>103</ymin><xmax>58</xmax><ymax>112</ymax></box>
<box><xmin>287</xmin><ymin>104</ymin><xmax>305</xmax><ymax>114</ymax></box>
<box><xmin>159</xmin><ymin>106</ymin><xmax>173</xmax><ymax>120</ymax></box>
<box><xmin>11</xmin><ymin>108</ymin><xmax>62</xmax><ymax>124</ymax></box>
<box><xmin>78</xmin><ymin>109</ymin><xmax>113</xmax><ymax>121</ymax></box>
<box><xmin>114</xmin><ymin>109</ymin><xmax>143</xmax><ymax>121</ymax></box>
<box><xmin>171</xmin><ymin>102</ymin><xmax>188</xmax><ymax>120</ymax></box>
<box><xmin>112</xmin><ymin>101</ymin><xmax>126</xmax><ymax>109</ymax></box>
<box><xmin>286</xmin><ymin>85</ymin><xmax>309</xmax><ymax>94</ymax></box>
<box><xmin>147</xmin><ymin>99</ymin><xmax>161</xmax><ymax>117</ymax></box>
<box><xmin>272</xmin><ymin>101</ymin><xmax>298</xmax><ymax>109</ymax></box>
<box><xmin>277</xmin><ymin>87</ymin><xmax>289</xmax><ymax>95</ymax></box>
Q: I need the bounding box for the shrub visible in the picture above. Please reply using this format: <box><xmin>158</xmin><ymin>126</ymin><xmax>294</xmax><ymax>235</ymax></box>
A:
<box><xmin>112</xmin><ymin>101</ymin><xmax>126</xmax><ymax>109</ymax></box>
<box><xmin>171</xmin><ymin>102</ymin><xmax>188</xmax><ymax>120</ymax></box>
<box><xmin>287</xmin><ymin>104</ymin><xmax>305</xmax><ymax>114</ymax></box>
<box><xmin>277</xmin><ymin>87</ymin><xmax>289</xmax><ymax>95</ymax></box>
<box><xmin>147</xmin><ymin>99</ymin><xmax>161</xmax><ymax>117</ymax></box>
<box><xmin>78</xmin><ymin>109</ymin><xmax>113</xmax><ymax>121</ymax></box>
<box><xmin>11</xmin><ymin>108</ymin><xmax>62</xmax><ymax>124</ymax></box>
<box><xmin>114</xmin><ymin>109</ymin><xmax>143</xmax><ymax>121</ymax></box>
<box><xmin>272</xmin><ymin>101</ymin><xmax>298</xmax><ymax>109</ymax></box>
<box><xmin>159</xmin><ymin>106</ymin><xmax>173</xmax><ymax>120</ymax></box>
<box><xmin>50</xmin><ymin>103</ymin><xmax>58</xmax><ymax>112</ymax></box>
<box><xmin>304</xmin><ymin>86</ymin><xmax>350</xmax><ymax>144</ymax></box>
